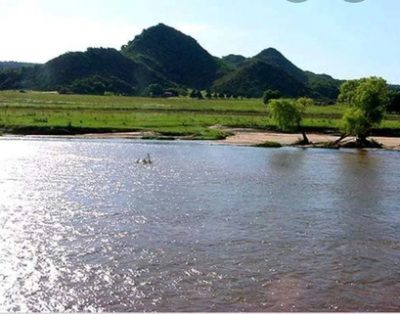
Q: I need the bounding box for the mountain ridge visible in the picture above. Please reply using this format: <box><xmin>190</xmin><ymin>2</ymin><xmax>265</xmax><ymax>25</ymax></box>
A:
<box><xmin>121</xmin><ymin>23</ymin><xmax>221</xmax><ymax>89</ymax></box>
<box><xmin>0</xmin><ymin>23</ymin><xmax>351</xmax><ymax>100</ymax></box>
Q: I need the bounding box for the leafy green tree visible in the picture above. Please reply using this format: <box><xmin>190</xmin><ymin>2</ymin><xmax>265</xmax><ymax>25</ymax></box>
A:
<box><xmin>262</xmin><ymin>89</ymin><xmax>281</xmax><ymax>104</ymax></box>
<box><xmin>69</xmin><ymin>76</ymin><xmax>106</xmax><ymax>95</ymax></box>
<box><xmin>178</xmin><ymin>88</ymin><xmax>188</xmax><ymax>97</ymax></box>
<box><xmin>296</xmin><ymin>97</ymin><xmax>314</xmax><ymax>108</ymax></box>
<box><xmin>189</xmin><ymin>89</ymin><xmax>203</xmax><ymax>99</ymax></box>
<box><xmin>337</xmin><ymin>80</ymin><xmax>360</xmax><ymax>105</ymax></box>
<box><xmin>338</xmin><ymin>77</ymin><xmax>388</xmax><ymax>144</ymax></box>
<box><xmin>268</xmin><ymin>98</ymin><xmax>310</xmax><ymax>144</ymax></box>
<box><xmin>146</xmin><ymin>83</ymin><xmax>164</xmax><ymax>97</ymax></box>
<box><xmin>205</xmin><ymin>89</ymin><xmax>212</xmax><ymax>99</ymax></box>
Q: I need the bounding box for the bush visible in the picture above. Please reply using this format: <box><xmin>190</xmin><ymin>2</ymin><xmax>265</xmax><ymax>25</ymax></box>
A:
<box><xmin>255</xmin><ymin>141</ymin><xmax>282</xmax><ymax>148</ymax></box>
<box><xmin>262</xmin><ymin>89</ymin><xmax>281</xmax><ymax>104</ymax></box>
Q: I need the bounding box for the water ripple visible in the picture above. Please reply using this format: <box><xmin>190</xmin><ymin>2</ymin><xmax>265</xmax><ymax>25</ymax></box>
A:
<box><xmin>0</xmin><ymin>139</ymin><xmax>400</xmax><ymax>311</ymax></box>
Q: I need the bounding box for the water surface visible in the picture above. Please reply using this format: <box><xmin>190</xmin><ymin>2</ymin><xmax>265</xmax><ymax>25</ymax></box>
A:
<box><xmin>0</xmin><ymin>138</ymin><xmax>399</xmax><ymax>311</ymax></box>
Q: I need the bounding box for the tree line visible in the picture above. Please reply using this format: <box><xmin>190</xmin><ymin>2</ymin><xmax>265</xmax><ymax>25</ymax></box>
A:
<box><xmin>264</xmin><ymin>77</ymin><xmax>397</xmax><ymax>147</ymax></box>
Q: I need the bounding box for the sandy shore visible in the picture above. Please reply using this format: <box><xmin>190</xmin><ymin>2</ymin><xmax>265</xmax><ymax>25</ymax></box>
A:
<box><xmin>3</xmin><ymin>128</ymin><xmax>400</xmax><ymax>150</ymax></box>
<box><xmin>80</xmin><ymin>128</ymin><xmax>400</xmax><ymax>149</ymax></box>
<box><xmin>218</xmin><ymin>128</ymin><xmax>400</xmax><ymax>149</ymax></box>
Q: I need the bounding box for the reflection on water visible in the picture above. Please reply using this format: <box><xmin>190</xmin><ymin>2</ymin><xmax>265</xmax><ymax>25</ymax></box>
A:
<box><xmin>0</xmin><ymin>138</ymin><xmax>400</xmax><ymax>311</ymax></box>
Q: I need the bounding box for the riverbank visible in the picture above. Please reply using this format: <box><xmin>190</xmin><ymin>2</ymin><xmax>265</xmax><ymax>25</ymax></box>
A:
<box><xmin>3</xmin><ymin>128</ymin><xmax>400</xmax><ymax>150</ymax></box>
<box><xmin>1</xmin><ymin>91</ymin><xmax>400</xmax><ymax>149</ymax></box>
<box><xmin>1</xmin><ymin>91</ymin><xmax>400</xmax><ymax>142</ymax></box>
<box><xmin>82</xmin><ymin>129</ymin><xmax>400</xmax><ymax>150</ymax></box>
<box><xmin>218</xmin><ymin>128</ymin><xmax>400</xmax><ymax>150</ymax></box>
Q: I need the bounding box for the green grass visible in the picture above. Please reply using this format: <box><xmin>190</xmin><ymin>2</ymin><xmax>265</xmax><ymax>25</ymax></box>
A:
<box><xmin>0</xmin><ymin>90</ymin><xmax>399</xmax><ymax>139</ymax></box>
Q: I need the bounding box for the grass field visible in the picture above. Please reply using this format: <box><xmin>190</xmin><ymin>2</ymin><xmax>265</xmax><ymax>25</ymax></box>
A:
<box><xmin>0</xmin><ymin>91</ymin><xmax>399</xmax><ymax>139</ymax></box>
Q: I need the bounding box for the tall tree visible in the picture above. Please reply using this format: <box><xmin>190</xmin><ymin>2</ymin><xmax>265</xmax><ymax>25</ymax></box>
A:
<box><xmin>268</xmin><ymin>98</ymin><xmax>313</xmax><ymax>144</ymax></box>
<box><xmin>338</xmin><ymin>77</ymin><xmax>388</xmax><ymax>144</ymax></box>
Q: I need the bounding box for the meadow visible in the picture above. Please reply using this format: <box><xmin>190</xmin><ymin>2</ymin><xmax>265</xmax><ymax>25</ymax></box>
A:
<box><xmin>0</xmin><ymin>91</ymin><xmax>399</xmax><ymax>139</ymax></box>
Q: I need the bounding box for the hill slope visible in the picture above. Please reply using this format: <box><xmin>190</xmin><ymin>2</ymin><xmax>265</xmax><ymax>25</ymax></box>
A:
<box><xmin>121</xmin><ymin>23</ymin><xmax>220</xmax><ymax>89</ymax></box>
<box><xmin>221</xmin><ymin>54</ymin><xmax>247</xmax><ymax>69</ymax></box>
<box><xmin>0</xmin><ymin>61</ymin><xmax>39</xmax><ymax>70</ymax></box>
<box><xmin>0</xmin><ymin>23</ymin><xmax>347</xmax><ymax>99</ymax></box>
<box><xmin>213</xmin><ymin>60</ymin><xmax>311</xmax><ymax>98</ymax></box>
<box><xmin>251</xmin><ymin>48</ymin><xmax>308</xmax><ymax>83</ymax></box>
<box><xmin>36</xmin><ymin>47</ymin><xmax>170</xmax><ymax>91</ymax></box>
<box><xmin>215</xmin><ymin>47</ymin><xmax>341</xmax><ymax>100</ymax></box>
<box><xmin>0</xmin><ymin>48</ymin><xmax>172</xmax><ymax>93</ymax></box>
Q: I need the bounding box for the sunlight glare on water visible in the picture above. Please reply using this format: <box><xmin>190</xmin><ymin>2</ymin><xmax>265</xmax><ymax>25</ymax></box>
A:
<box><xmin>0</xmin><ymin>138</ymin><xmax>400</xmax><ymax>311</ymax></box>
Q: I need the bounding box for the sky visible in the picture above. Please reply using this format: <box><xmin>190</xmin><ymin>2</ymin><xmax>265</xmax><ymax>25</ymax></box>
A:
<box><xmin>0</xmin><ymin>0</ymin><xmax>399</xmax><ymax>83</ymax></box>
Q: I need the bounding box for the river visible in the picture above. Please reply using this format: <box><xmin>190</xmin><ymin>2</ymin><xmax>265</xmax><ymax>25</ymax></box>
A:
<box><xmin>0</xmin><ymin>138</ymin><xmax>399</xmax><ymax>311</ymax></box>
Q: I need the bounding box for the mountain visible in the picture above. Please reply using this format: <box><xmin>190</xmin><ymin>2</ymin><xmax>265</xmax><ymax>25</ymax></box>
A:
<box><xmin>0</xmin><ymin>48</ymin><xmax>172</xmax><ymax>94</ymax></box>
<box><xmin>0</xmin><ymin>23</ymin><xmax>347</xmax><ymax>99</ymax></box>
<box><xmin>215</xmin><ymin>47</ymin><xmax>341</xmax><ymax>100</ymax></box>
<box><xmin>251</xmin><ymin>48</ymin><xmax>308</xmax><ymax>83</ymax></box>
<box><xmin>221</xmin><ymin>54</ymin><xmax>247</xmax><ymax>69</ymax></box>
<box><xmin>0</xmin><ymin>61</ymin><xmax>39</xmax><ymax>70</ymax></box>
<box><xmin>121</xmin><ymin>23</ymin><xmax>220</xmax><ymax>89</ymax></box>
<box><xmin>389</xmin><ymin>84</ymin><xmax>400</xmax><ymax>91</ymax></box>
<box><xmin>305</xmin><ymin>71</ymin><xmax>342</xmax><ymax>100</ymax></box>
<box><xmin>213</xmin><ymin>60</ymin><xmax>310</xmax><ymax>98</ymax></box>
<box><xmin>35</xmin><ymin>47</ymin><xmax>170</xmax><ymax>91</ymax></box>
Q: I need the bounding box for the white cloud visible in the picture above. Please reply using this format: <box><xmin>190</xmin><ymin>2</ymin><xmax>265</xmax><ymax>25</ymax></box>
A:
<box><xmin>0</xmin><ymin>0</ymin><xmax>140</xmax><ymax>62</ymax></box>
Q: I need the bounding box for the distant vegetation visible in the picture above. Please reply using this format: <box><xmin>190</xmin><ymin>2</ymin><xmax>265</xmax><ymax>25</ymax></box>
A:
<box><xmin>0</xmin><ymin>23</ymin><xmax>349</xmax><ymax>101</ymax></box>
<box><xmin>0</xmin><ymin>90</ymin><xmax>399</xmax><ymax>140</ymax></box>
<box><xmin>0</xmin><ymin>61</ymin><xmax>39</xmax><ymax>70</ymax></box>
<box><xmin>264</xmin><ymin>77</ymin><xmax>393</xmax><ymax>147</ymax></box>
<box><xmin>262</xmin><ymin>90</ymin><xmax>282</xmax><ymax>104</ymax></box>
<box><xmin>0</xmin><ymin>23</ymin><xmax>398</xmax><ymax>144</ymax></box>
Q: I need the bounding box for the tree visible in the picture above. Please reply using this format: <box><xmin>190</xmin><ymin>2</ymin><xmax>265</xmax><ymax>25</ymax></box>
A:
<box><xmin>338</xmin><ymin>77</ymin><xmax>388</xmax><ymax>144</ymax></box>
<box><xmin>69</xmin><ymin>76</ymin><xmax>106</xmax><ymax>95</ymax></box>
<box><xmin>337</xmin><ymin>80</ymin><xmax>360</xmax><ymax>105</ymax></box>
<box><xmin>196</xmin><ymin>90</ymin><xmax>204</xmax><ymax>99</ymax></box>
<box><xmin>190</xmin><ymin>89</ymin><xmax>203</xmax><ymax>99</ymax></box>
<box><xmin>146</xmin><ymin>83</ymin><xmax>164</xmax><ymax>97</ymax></box>
<box><xmin>268</xmin><ymin>98</ymin><xmax>311</xmax><ymax>144</ymax></box>
<box><xmin>262</xmin><ymin>89</ymin><xmax>281</xmax><ymax>104</ymax></box>
<box><xmin>296</xmin><ymin>97</ymin><xmax>314</xmax><ymax>108</ymax></box>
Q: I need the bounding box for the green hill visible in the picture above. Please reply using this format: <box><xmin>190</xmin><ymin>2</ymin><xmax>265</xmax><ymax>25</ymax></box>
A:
<box><xmin>221</xmin><ymin>54</ymin><xmax>247</xmax><ymax>69</ymax></box>
<box><xmin>251</xmin><ymin>48</ymin><xmax>308</xmax><ymax>83</ymax></box>
<box><xmin>0</xmin><ymin>23</ymin><xmax>366</xmax><ymax>100</ymax></box>
<box><xmin>36</xmin><ymin>47</ymin><xmax>170</xmax><ymax>92</ymax></box>
<box><xmin>121</xmin><ymin>23</ymin><xmax>220</xmax><ymax>89</ymax></box>
<box><xmin>0</xmin><ymin>48</ymin><xmax>172</xmax><ymax>94</ymax></box>
<box><xmin>305</xmin><ymin>71</ymin><xmax>342</xmax><ymax>101</ymax></box>
<box><xmin>213</xmin><ymin>60</ymin><xmax>310</xmax><ymax>98</ymax></box>
<box><xmin>0</xmin><ymin>61</ymin><xmax>39</xmax><ymax>70</ymax></box>
<box><xmin>215</xmin><ymin>47</ymin><xmax>341</xmax><ymax>100</ymax></box>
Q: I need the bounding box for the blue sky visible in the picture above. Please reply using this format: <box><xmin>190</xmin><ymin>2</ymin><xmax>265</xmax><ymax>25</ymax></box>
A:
<box><xmin>0</xmin><ymin>0</ymin><xmax>399</xmax><ymax>83</ymax></box>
